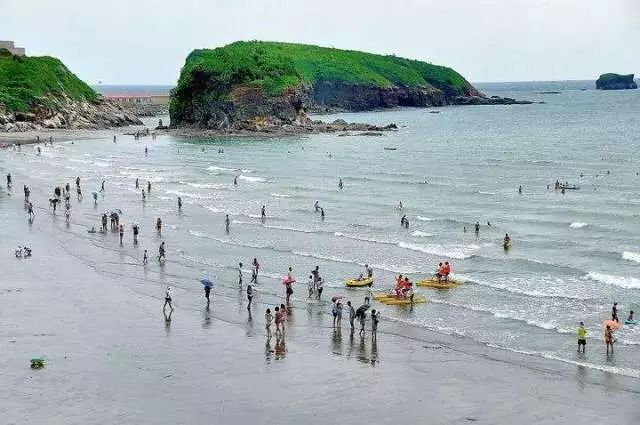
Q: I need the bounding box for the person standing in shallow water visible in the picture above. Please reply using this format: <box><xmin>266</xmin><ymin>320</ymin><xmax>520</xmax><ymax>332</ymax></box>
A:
<box><xmin>178</xmin><ymin>197</ymin><xmax>182</xmax><ymax>210</ymax></box>
<box><xmin>119</xmin><ymin>224</ymin><xmax>124</xmax><ymax>245</ymax></box>
<box><xmin>238</xmin><ymin>262</ymin><xmax>243</xmax><ymax>288</ymax></box>
<box><xmin>204</xmin><ymin>285</ymin><xmax>211</xmax><ymax>305</ymax></box>
<box><xmin>225</xmin><ymin>215</ymin><xmax>230</xmax><ymax>233</ymax></box>
<box><xmin>577</xmin><ymin>321</ymin><xmax>587</xmax><ymax>353</ymax></box>
<box><xmin>135</xmin><ymin>178</ymin><xmax>139</xmax><ymax>189</ymax></box>
<box><xmin>261</xmin><ymin>205</ymin><xmax>266</xmax><ymax>223</ymax></box>
<box><xmin>246</xmin><ymin>284</ymin><xmax>253</xmax><ymax>310</ymax></box>
<box><xmin>147</xmin><ymin>181</ymin><xmax>151</xmax><ymax>193</ymax></box>
<box><xmin>163</xmin><ymin>286</ymin><xmax>174</xmax><ymax>312</ymax></box>
<box><xmin>265</xmin><ymin>308</ymin><xmax>273</xmax><ymax>340</ymax></box>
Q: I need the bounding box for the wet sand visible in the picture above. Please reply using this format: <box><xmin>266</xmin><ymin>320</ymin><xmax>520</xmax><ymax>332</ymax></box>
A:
<box><xmin>0</xmin><ymin>182</ymin><xmax>637</xmax><ymax>424</ymax></box>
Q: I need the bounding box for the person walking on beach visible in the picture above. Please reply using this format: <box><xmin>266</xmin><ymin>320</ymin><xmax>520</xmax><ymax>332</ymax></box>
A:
<box><xmin>64</xmin><ymin>203</ymin><xmax>71</xmax><ymax>223</ymax></box>
<box><xmin>357</xmin><ymin>308</ymin><xmax>366</xmax><ymax>336</ymax></box>
<box><xmin>177</xmin><ymin>197</ymin><xmax>182</xmax><ymax>210</ymax></box>
<box><xmin>336</xmin><ymin>301</ymin><xmax>343</xmax><ymax>328</ymax></box>
<box><xmin>225</xmin><ymin>214</ymin><xmax>230</xmax><ymax>233</ymax></box>
<box><xmin>163</xmin><ymin>286</ymin><xmax>174</xmax><ymax>312</ymax></box>
<box><xmin>338</xmin><ymin>178</ymin><xmax>343</xmax><ymax>190</ymax></box>
<box><xmin>156</xmin><ymin>217</ymin><xmax>162</xmax><ymax>234</ymax></box>
<box><xmin>518</xmin><ymin>185</ymin><xmax>523</xmax><ymax>194</ymax></box>
<box><xmin>158</xmin><ymin>242</ymin><xmax>166</xmax><ymax>262</ymax></box>
<box><xmin>251</xmin><ymin>258</ymin><xmax>260</xmax><ymax>284</ymax></box>
<box><xmin>135</xmin><ymin>178</ymin><xmax>139</xmax><ymax>189</ymax></box>
<box><xmin>274</xmin><ymin>306</ymin><xmax>283</xmax><ymax>337</ymax></box>
<box><xmin>332</xmin><ymin>300</ymin><xmax>339</xmax><ymax>328</ymax></box>
<box><xmin>347</xmin><ymin>301</ymin><xmax>356</xmax><ymax>333</ymax></box>
<box><xmin>371</xmin><ymin>309</ymin><xmax>379</xmax><ymax>340</ymax></box>
<box><xmin>100</xmin><ymin>180</ymin><xmax>105</xmax><ymax>192</ymax></box>
<box><xmin>76</xmin><ymin>185</ymin><xmax>83</xmax><ymax>201</ymax></box>
<box><xmin>204</xmin><ymin>284</ymin><xmax>211</xmax><ymax>305</ymax></box>
<box><xmin>238</xmin><ymin>262</ymin><xmax>243</xmax><ymax>288</ymax></box>
<box><xmin>577</xmin><ymin>321</ymin><xmax>587</xmax><ymax>353</ymax></box>
<box><xmin>113</xmin><ymin>135</ymin><xmax>117</xmax><ymax>143</ymax></box>
<box><xmin>320</xmin><ymin>208</ymin><xmax>325</xmax><ymax>220</ymax></box>
<box><xmin>132</xmin><ymin>223</ymin><xmax>139</xmax><ymax>244</ymax></box>
<box><xmin>27</xmin><ymin>202</ymin><xmax>35</xmax><ymax>220</ymax></box>
<box><xmin>314</xmin><ymin>200</ymin><xmax>319</xmax><ymax>212</ymax></box>
<box><xmin>475</xmin><ymin>221</ymin><xmax>480</xmax><ymax>236</ymax></box>
<box><xmin>101</xmin><ymin>214</ymin><xmax>108</xmax><ymax>232</ymax></box>
<box><xmin>92</xmin><ymin>191</ymin><xmax>98</xmax><ymax>204</ymax></box>
<box><xmin>605</xmin><ymin>325</ymin><xmax>615</xmax><ymax>354</ymax></box>
<box><xmin>143</xmin><ymin>249</ymin><xmax>148</xmax><ymax>265</ymax></box>
<box><xmin>307</xmin><ymin>275</ymin><xmax>315</xmax><ymax>298</ymax></box>
<box><xmin>147</xmin><ymin>181</ymin><xmax>151</xmax><ymax>193</ymax></box>
<box><xmin>141</xmin><ymin>189</ymin><xmax>146</xmax><ymax>201</ymax></box>
<box><xmin>119</xmin><ymin>224</ymin><xmax>124</xmax><ymax>245</ymax></box>
<box><xmin>261</xmin><ymin>205</ymin><xmax>266</xmax><ymax>223</ymax></box>
<box><xmin>316</xmin><ymin>277</ymin><xmax>324</xmax><ymax>300</ymax></box>
<box><xmin>246</xmin><ymin>284</ymin><xmax>253</xmax><ymax>310</ymax></box>
<box><xmin>75</xmin><ymin>176</ymin><xmax>80</xmax><ymax>189</ymax></box>
<box><xmin>265</xmin><ymin>308</ymin><xmax>273</xmax><ymax>340</ymax></box>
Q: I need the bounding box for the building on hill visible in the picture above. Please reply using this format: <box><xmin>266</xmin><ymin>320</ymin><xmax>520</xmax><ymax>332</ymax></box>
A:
<box><xmin>0</xmin><ymin>40</ymin><xmax>25</xmax><ymax>56</ymax></box>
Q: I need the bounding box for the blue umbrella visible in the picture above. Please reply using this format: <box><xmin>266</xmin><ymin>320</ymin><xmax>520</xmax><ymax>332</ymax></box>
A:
<box><xmin>200</xmin><ymin>278</ymin><xmax>213</xmax><ymax>288</ymax></box>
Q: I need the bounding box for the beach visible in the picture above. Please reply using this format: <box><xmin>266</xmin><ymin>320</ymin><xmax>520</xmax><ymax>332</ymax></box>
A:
<box><xmin>1</xmin><ymin>81</ymin><xmax>640</xmax><ymax>423</ymax></box>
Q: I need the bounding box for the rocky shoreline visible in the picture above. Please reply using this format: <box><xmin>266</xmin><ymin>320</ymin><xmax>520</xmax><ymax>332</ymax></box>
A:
<box><xmin>0</xmin><ymin>97</ymin><xmax>142</xmax><ymax>132</ymax></box>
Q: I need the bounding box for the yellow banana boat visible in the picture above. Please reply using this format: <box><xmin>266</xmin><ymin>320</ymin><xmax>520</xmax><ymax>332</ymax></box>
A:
<box><xmin>417</xmin><ymin>278</ymin><xmax>460</xmax><ymax>289</ymax></box>
<box><xmin>379</xmin><ymin>295</ymin><xmax>427</xmax><ymax>305</ymax></box>
<box><xmin>346</xmin><ymin>277</ymin><xmax>374</xmax><ymax>287</ymax></box>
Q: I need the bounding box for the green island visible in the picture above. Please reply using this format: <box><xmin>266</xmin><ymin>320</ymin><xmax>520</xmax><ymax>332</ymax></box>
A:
<box><xmin>0</xmin><ymin>48</ymin><xmax>139</xmax><ymax>131</ymax></box>
<box><xmin>170</xmin><ymin>41</ymin><xmax>524</xmax><ymax>130</ymax></box>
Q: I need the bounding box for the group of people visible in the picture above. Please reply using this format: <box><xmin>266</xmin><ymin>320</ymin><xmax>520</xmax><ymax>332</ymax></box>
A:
<box><xmin>434</xmin><ymin>261</ymin><xmax>451</xmax><ymax>282</ymax></box>
<box><xmin>393</xmin><ymin>275</ymin><xmax>414</xmax><ymax>298</ymax></box>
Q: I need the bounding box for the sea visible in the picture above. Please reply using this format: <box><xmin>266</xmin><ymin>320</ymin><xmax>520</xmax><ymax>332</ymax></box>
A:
<box><xmin>3</xmin><ymin>80</ymin><xmax>640</xmax><ymax>379</ymax></box>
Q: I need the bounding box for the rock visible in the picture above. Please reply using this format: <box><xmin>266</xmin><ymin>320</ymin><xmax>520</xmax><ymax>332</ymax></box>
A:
<box><xmin>596</xmin><ymin>73</ymin><xmax>637</xmax><ymax>90</ymax></box>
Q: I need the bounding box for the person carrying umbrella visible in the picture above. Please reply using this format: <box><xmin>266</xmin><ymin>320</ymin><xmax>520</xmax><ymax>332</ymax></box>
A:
<box><xmin>356</xmin><ymin>303</ymin><xmax>370</xmax><ymax>336</ymax></box>
<box><xmin>200</xmin><ymin>278</ymin><xmax>213</xmax><ymax>304</ymax></box>
<box><xmin>283</xmin><ymin>267</ymin><xmax>295</xmax><ymax>304</ymax></box>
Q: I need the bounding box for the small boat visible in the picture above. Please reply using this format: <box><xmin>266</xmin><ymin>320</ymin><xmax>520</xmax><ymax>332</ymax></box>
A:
<box><xmin>373</xmin><ymin>293</ymin><xmax>427</xmax><ymax>305</ymax></box>
<box><xmin>417</xmin><ymin>279</ymin><xmax>460</xmax><ymax>289</ymax></box>
<box><xmin>345</xmin><ymin>277</ymin><xmax>374</xmax><ymax>287</ymax></box>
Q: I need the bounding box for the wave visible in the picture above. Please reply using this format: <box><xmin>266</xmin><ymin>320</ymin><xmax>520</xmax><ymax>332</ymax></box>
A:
<box><xmin>93</xmin><ymin>161</ymin><xmax>111</xmax><ymax>168</ymax></box>
<box><xmin>164</xmin><ymin>189</ymin><xmax>214</xmax><ymax>200</ymax></box>
<box><xmin>478</xmin><ymin>191</ymin><xmax>497</xmax><ymax>195</ymax></box>
<box><xmin>411</xmin><ymin>230</ymin><xmax>433</xmax><ymax>238</ymax></box>
<box><xmin>569</xmin><ymin>222</ymin><xmax>588</xmax><ymax>229</ymax></box>
<box><xmin>585</xmin><ymin>272</ymin><xmax>640</xmax><ymax>289</ymax></box>
<box><xmin>457</xmin><ymin>274</ymin><xmax>591</xmax><ymax>301</ymax></box>
<box><xmin>397</xmin><ymin>242</ymin><xmax>478</xmax><ymax>260</ymax></box>
<box><xmin>239</xmin><ymin>175</ymin><xmax>267</xmax><ymax>183</ymax></box>
<box><xmin>415</xmin><ymin>216</ymin><xmax>434</xmax><ymax>222</ymax></box>
<box><xmin>185</xmin><ymin>182</ymin><xmax>229</xmax><ymax>190</ymax></box>
<box><xmin>207</xmin><ymin>165</ymin><xmax>237</xmax><ymax>173</ymax></box>
<box><xmin>334</xmin><ymin>232</ymin><xmax>397</xmax><ymax>246</ymax></box>
<box><xmin>270</xmin><ymin>193</ymin><xmax>292</xmax><ymax>198</ymax></box>
<box><xmin>622</xmin><ymin>251</ymin><xmax>640</xmax><ymax>264</ymax></box>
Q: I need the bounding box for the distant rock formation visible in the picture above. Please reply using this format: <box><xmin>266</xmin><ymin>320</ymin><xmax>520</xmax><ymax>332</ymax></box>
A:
<box><xmin>596</xmin><ymin>73</ymin><xmax>638</xmax><ymax>90</ymax></box>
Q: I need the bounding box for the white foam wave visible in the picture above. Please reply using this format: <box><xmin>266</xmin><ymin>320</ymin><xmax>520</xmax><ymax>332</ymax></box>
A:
<box><xmin>416</xmin><ymin>216</ymin><xmax>434</xmax><ymax>222</ymax></box>
<box><xmin>186</xmin><ymin>182</ymin><xmax>228</xmax><ymax>190</ymax></box>
<box><xmin>622</xmin><ymin>251</ymin><xmax>640</xmax><ymax>264</ymax></box>
<box><xmin>207</xmin><ymin>165</ymin><xmax>237</xmax><ymax>172</ymax></box>
<box><xmin>478</xmin><ymin>191</ymin><xmax>497</xmax><ymax>195</ymax></box>
<box><xmin>164</xmin><ymin>189</ymin><xmax>214</xmax><ymax>200</ymax></box>
<box><xmin>569</xmin><ymin>222</ymin><xmax>588</xmax><ymax>229</ymax></box>
<box><xmin>411</xmin><ymin>230</ymin><xmax>433</xmax><ymax>238</ymax></box>
<box><xmin>397</xmin><ymin>242</ymin><xmax>477</xmax><ymax>260</ymax></box>
<box><xmin>457</xmin><ymin>274</ymin><xmax>589</xmax><ymax>300</ymax></box>
<box><xmin>586</xmin><ymin>272</ymin><xmax>640</xmax><ymax>289</ymax></box>
<box><xmin>239</xmin><ymin>175</ymin><xmax>267</xmax><ymax>183</ymax></box>
<box><xmin>335</xmin><ymin>232</ymin><xmax>397</xmax><ymax>246</ymax></box>
<box><xmin>270</xmin><ymin>193</ymin><xmax>292</xmax><ymax>198</ymax></box>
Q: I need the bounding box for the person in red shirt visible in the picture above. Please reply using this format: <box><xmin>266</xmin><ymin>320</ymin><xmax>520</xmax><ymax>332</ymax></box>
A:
<box><xmin>443</xmin><ymin>261</ymin><xmax>451</xmax><ymax>281</ymax></box>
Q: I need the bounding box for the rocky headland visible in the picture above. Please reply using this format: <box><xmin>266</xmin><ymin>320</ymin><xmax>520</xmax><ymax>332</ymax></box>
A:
<box><xmin>169</xmin><ymin>41</ymin><xmax>531</xmax><ymax>134</ymax></box>
<box><xmin>596</xmin><ymin>73</ymin><xmax>638</xmax><ymax>90</ymax></box>
<box><xmin>0</xmin><ymin>49</ymin><xmax>141</xmax><ymax>132</ymax></box>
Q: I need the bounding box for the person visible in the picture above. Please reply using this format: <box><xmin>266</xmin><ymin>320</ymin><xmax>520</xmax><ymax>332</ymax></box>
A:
<box><xmin>147</xmin><ymin>181</ymin><xmax>151</xmax><ymax>193</ymax></box>
<box><xmin>487</xmin><ymin>221</ymin><xmax>491</xmax><ymax>227</ymax></box>
<box><xmin>265</xmin><ymin>308</ymin><xmax>273</xmax><ymax>340</ymax></box>
<box><xmin>177</xmin><ymin>197</ymin><xmax>182</xmax><ymax>210</ymax></box>
<box><xmin>92</xmin><ymin>191</ymin><xmax>98</xmax><ymax>204</ymax></box>
<box><xmin>251</xmin><ymin>258</ymin><xmax>260</xmax><ymax>284</ymax></box>
<box><xmin>261</xmin><ymin>205</ymin><xmax>266</xmax><ymax>222</ymax></box>
<box><xmin>274</xmin><ymin>306</ymin><xmax>283</xmax><ymax>337</ymax></box>
<box><xmin>463</xmin><ymin>226</ymin><xmax>467</xmax><ymax>233</ymax></box>
<box><xmin>101</xmin><ymin>214</ymin><xmax>108</xmax><ymax>232</ymax></box>
<box><xmin>88</xmin><ymin>226</ymin><xmax>96</xmax><ymax>234</ymax></box>
<box><xmin>358</xmin><ymin>308</ymin><xmax>366</xmax><ymax>336</ymax></box>
<box><xmin>371</xmin><ymin>310</ymin><xmax>379</xmax><ymax>340</ymax></box>
<box><xmin>27</xmin><ymin>202</ymin><xmax>35</xmax><ymax>220</ymax></box>
<box><xmin>246</xmin><ymin>284</ymin><xmax>253</xmax><ymax>310</ymax></box>
<box><xmin>443</xmin><ymin>261</ymin><xmax>451</xmax><ymax>281</ymax></box>
<box><xmin>307</xmin><ymin>275</ymin><xmax>315</xmax><ymax>298</ymax></box>
<box><xmin>75</xmin><ymin>176</ymin><xmax>80</xmax><ymax>188</ymax></box>
<box><xmin>285</xmin><ymin>267</ymin><xmax>294</xmax><ymax>304</ymax></box>
<box><xmin>628</xmin><ymin>310</ymin><xmax>635</xmax><ymax>322</ymax></box>
<box><xmin>518</xmin><ymin>185</ymin><xmax>523</xmax><ymax>194</ymax></box>
<box><xmin>434</xmin><ymin>263</ymin><xmax>444</xmax><ymax>282</ymax></box>
<box><xmin>225</xmin><ymin>215</ymin><xmax>230</xmax><ymax>233</ymax></box>
<box><xmin>577</xmin><ymin>321</ymin><xmax>587</xmax><ymax>353</ymax></box>
<box><xmin>398</xmin><ymin>201</ymin><xmax>403</xmax><ymax>210</ymax></box>
<box><xmin>314</xmin><ymin>200</ymin><xmax>319</xmax><ymax>212</ymax></box>
<box><xmin>347</xmin><ymin>301</ymin><xmax>356</xmax><ymax>333</ymax></box>
<box><xmin>100</xmin><ymin>180</ymin><xmax>105</xmax><ymax>192</ymax></box>
<box><xmin>132</xmin><ymin>224</ymin><xmax>139</xmax><ymax>244</ymax></box>
<box><xmin>158</xmin><ymin>242</ymin><xmax>166</xmax><ymax>262</ymax></box>
<box><xmin>394</xmin><ymin>274</ymin><xmax>404</xmax><ymax>296</ymax></box>
<box><xmin>144</xmin><ymin>146</ymin><xmax>148</xmax><ymax>155</ymax></box>
<box><xmin>238</xmin><ymin>262</ymin><xmax>243</xmax><ymax>287</ymax></box>
<box><xmin>612</xmin><ymin>302</ymin><xmax>619</xmax><ymax>322</ymax></box>
<box><xmin>119</xmin><ymin>224</ymin><xmax>124</xmax><ymax>244</ymax></box>
<box><xmin>311</xmin><ymin>266</ymin><xmax>320</xmax><ymax>285</ymax></box>
<box><xmin>338</xmin><ymin>178</ymin><xmax>343</xmax><ymax>190</ymax></box>
<box><xmin>6</xmin><ymin>173</ymin><xmax>11</xmax><ymax>188</ymax></box>
<box><xmin>76</xmin><ymin>186</ymin><xmax>83</xmax><ymax>201</ymax></box>
<box><xmin>156</xmin><ymin>217</ymin><xmax>162</xmax><ymax>233</ymax></box>
<box><xmin>135</xmin><ymin>178</ymin><xmax>139</xmax><ymax>189</ymax></box>
<box><xmin>316</xmin><ymin>276</ymin><xmax>324</xmax><ymax>300</ymax></box>
<box><xmin>163</xmin><ymin>286</ymin><xmax>174</xmax><ymax>312</ymax></box>
<box><xmin>143</xmin><ymin>249</ymin><xmax>148</xmax><ymax>265</ymax></box>
<box><xmin>401</xmin><ymin>215</ymin><xmax>407</xmax><ymax>227</ymax></box>
<box><xmin>320</xmin><ymin>208</ymin><xmax>325</xmax><ymax>220</ymax></box>
<box><xmin>141</xmin><ymin>189</ymin><xmax>146</xmax><ymax>201</ymax></box>
<box><xmin>555</xmin><ymin>179</ymin><xmax>560</xmax><ymax>190</ymax></box>
<box><xmin>404</xmin><ymin>217</ymin><xmax>409</xmax><ymax>229</ymax></box>
<box><xmin>65</xmin><ymin>204</ymin><xmax>71</xmax><ymax>223</ymax></box>
<box><xmin>475</xmin><ymin>221</ymin><xmax>480</xmax><ymax>234</ymax></box>
<box><xmin>336</xmin><ymin>302</ymin><xmax>343</xmax><ymax>328</ymax></box>
<box><xmin>113</xmin><ymin>135</ymin><xmax>117</xmax><ymax>143</ymax></box>
<box><xmin>605</xmin><ymin>325</ymin><xmax>615</xmax><ymax>354</ymax></box>
<box><xmin>332</xmin><ymin>300</ymin><xmax>339</xmax><ymax>328</ymax></box>
<box><xmin>204</xmin><ymin>284</ymin><xmax>211</xmax><ymax>304</ymax></box>
<box><xmin>365</xmin><ymin>264</ymin><xmax>373</xmax><ymax>279</ymax></box>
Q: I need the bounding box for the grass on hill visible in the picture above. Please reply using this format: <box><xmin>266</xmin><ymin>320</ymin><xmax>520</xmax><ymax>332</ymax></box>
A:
<box><xmin>0</xmin><ymin>52</ymin><xmax>97</xmax><ymax>112</ymax></box>
<box><xmin>173</xmin><ymin>41</ymin><xmax>472</xmax><ymax>101</ymax></box>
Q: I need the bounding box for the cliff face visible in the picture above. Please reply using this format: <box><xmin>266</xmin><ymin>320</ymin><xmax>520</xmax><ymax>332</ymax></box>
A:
<box><xmin>0</xmin><ymin>49</ymin><xmax>141</xmax><ymax>131</ymax></box>
<box><xmin>170</xmin><ymin>41</ymin><xmax>490</xmax><ymax>130</ymax></box>
<box><xmin>596</xmin><ymin>73</ymin><xmax>638</xmax><ymax>90</ymax></box>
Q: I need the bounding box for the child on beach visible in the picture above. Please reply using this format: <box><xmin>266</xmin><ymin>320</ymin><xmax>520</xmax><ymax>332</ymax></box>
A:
<box><xmin>163</xmin><ymin>287</ymin><xmax>173</xmax><ymax>312</ymax></box>
<box><xmin>143</xmin><ymin>249</ymin><xmax>148</xmax><ymax>265</ymax></box>
<box><xmin>246</xmin><ymin>284</ymin><xmax>253</xmax><ymax>310</ymax></box>
<box><xmin>274</xmin><ymin>306</ymin><xmax>283</xmax><ymax>337</ymax></box>
<box><xmin>265</xmin><ymin>308</ymin><xmax>273</xmax><ymax>340</ymax></box>
<box><xmin>605</xmin><ymin>325</ymin><xmax>615</xmax><ymax>354</ymax></box>
<box><xmin>577</xmin><ymin>321</ymin><xmax>587</xmax><ymax>353</ymax></box>
<box><xmin>307</xmin><ymin>275</ymin><xmax>314</xmax><ymax>298</ymax></box>
<box><xmin>371</xmin><ymin>309</ymin><xmax>379</xmax><ymax>340</ymax></box>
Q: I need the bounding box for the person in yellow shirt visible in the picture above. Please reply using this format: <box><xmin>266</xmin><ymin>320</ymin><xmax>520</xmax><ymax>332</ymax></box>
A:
<box><xmin>577</xmin><ymin>321</ymin><xmax>587</xmax><ymax>353</ymax></box>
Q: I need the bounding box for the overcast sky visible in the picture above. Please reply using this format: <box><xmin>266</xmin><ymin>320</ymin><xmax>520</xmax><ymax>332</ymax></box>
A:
<box><xmin>2</xmin><ymin>0</ymin><xmax>638</xmax><ymax>84</ymax></box>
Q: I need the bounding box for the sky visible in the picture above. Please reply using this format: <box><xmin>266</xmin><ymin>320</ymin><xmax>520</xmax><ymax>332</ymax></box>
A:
<box><xmin>2</xmin><ymin>0</ymin><xmax>639</xmax><ymax>85</ymax></box>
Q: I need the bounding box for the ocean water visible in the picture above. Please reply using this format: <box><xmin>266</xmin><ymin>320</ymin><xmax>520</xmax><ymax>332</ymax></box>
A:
<box><xmin>2</xmin><ymin>81</ymin><xmax>640</xmax><ymax>378</ymax></box>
